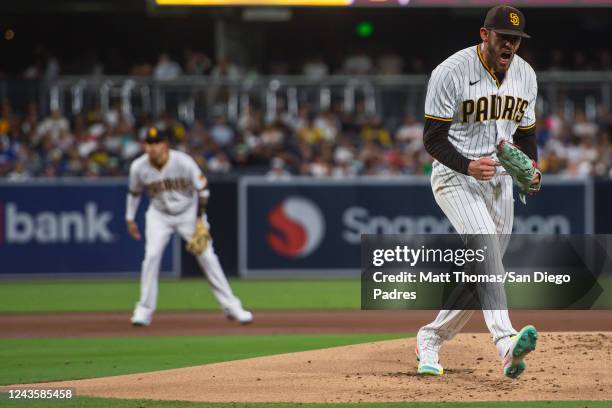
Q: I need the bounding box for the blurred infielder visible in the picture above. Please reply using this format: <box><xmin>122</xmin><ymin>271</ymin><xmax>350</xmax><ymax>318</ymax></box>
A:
<box><xmin>417</xmin><ymin>5</ymin><xmax>541</xmax><ymax>378</ymax></box>
<box><xmin>126</xmin><ymin>127</ymin><xmax>253</xmax><ymax>326</ymax></box>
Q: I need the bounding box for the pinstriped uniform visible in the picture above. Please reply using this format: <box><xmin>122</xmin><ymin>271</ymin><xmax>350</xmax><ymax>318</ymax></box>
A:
<box><xmin>418</xmin><ymin>45</ymin><xmax>537</xmax><ymax>353</ymax></box>
<box><xmin>424</xmin><ymin>45</ymin><xmax>537</xmax><ymax>159</ymax></box>
<box><xmin>128</xmin><ymin>150</ymin><xmax>244</xmax><ymax>323</ymax></box>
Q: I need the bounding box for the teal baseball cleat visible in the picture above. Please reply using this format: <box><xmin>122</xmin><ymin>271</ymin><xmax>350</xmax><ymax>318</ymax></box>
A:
<box><xmin>417</xmin><ymin>363</ymin><xmax>444</xmax><ymax>376</ymax></box>
<box><xmin>503</xmin><ymin>325</ymin><xmax>538</xmax><ymax>379</ymax></box>
<box><xmin>416</xmin><ymin>345</ymin><xmax>444</xmax><ymax>376</ymax></box>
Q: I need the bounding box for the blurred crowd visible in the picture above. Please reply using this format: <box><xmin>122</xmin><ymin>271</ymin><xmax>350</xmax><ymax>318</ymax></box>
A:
<box><xmin>14</xmin><ymin>46</ymin><xmax>612</xmax><ymax>81</ymax></box>
<box><xmin>1</xmin><ymin>98</ymin><xmax>611</xmax><ymax>181</ymax></box>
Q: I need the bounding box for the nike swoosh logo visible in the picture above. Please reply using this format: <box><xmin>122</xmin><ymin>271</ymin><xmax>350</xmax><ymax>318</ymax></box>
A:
<box><xmin>469</xmin><ymin>80</ymin><xmax>480</xmax><ymax>86</ymax></box>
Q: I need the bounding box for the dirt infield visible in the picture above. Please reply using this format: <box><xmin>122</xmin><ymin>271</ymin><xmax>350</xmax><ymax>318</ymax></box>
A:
<box><xmin>15</xmin><ymin>332</ymin><xmax>612</xmax><ymax>403</ymax></box>
<box><xmin>2</xmin><ymin>310</ymin><xmax>612</xmax><ymax>338</ymax></box>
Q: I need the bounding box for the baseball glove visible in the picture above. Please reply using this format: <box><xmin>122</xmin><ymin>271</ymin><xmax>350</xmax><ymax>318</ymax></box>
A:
<box><xmin>186</xmin><ymin>222</ymin><xmax>210</xmax><ymax>256</ymax></box>
<box><xmin>497</xmin><ymin>140</ymin><xmax>542</xmax><ymax>204</ymax></box>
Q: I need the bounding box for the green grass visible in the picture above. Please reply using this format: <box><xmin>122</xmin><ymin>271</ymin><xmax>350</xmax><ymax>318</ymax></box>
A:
<box><xmin>0</xmin><ymin>279</ymin><xmax>361</xmax><ymax>313</ymax></box>
<box><xmin>1</xmin><ymin>277</ymin><xmax>611</xmax><ymax>314</ymax></box>
<box><xmin>0</xmin><ymin>333</ymin><xmax>408</xmax><ymax>385</ymax></box>
<box><xmin>0</xmin><ymin>397</ymin><xmax>609</xmax><ymax>408</ymax></box>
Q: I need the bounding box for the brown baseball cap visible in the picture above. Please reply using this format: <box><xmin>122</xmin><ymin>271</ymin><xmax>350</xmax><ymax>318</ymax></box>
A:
<box><xmin>144</xmin><ymin>127</ymin><xmax>169</xmax><ymax>144</ymax></box>
<box><xmin>484</xmin><ymin>5</ymin><xmax>531</xmax><ymax>39</ymax></box>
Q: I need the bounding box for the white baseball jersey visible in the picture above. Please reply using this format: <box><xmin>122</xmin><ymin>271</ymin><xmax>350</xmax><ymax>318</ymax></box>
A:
<box><xmin>417</xmin><ymin>44</ymin><xmax>539</xmax><ymax>357</ymax></box>
<box><xmin>126</xmin><ymin>149</ymin><xmax>247</xmax><ymax>325</ymax></box>
<box><xmin>128</xmin><ymin>150</ymin><xmax>205</xmax><ymax>216</ymax></box>
<box><xmin>424</xmin><ymin>44</ymin><xmax>537</xmax><ymax>161</ymax></box>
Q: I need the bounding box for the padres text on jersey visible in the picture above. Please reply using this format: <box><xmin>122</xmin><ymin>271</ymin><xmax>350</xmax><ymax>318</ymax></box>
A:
<box><xmin>424</xmin><ymin>45</ymin><xmax>537</xmax><ymax>160</ymax></box>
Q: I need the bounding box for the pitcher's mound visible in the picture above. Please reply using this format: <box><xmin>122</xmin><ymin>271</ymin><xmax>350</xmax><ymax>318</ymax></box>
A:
<box><xmin>18</xmin><ymin>332</ymin><xmax>612</xmax><ymax>403</ymax></box>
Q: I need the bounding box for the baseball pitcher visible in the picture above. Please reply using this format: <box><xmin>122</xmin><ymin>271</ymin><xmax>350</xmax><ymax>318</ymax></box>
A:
<box><xmin>416</xmin><ymin>5</ymin><xmax>540</xmax><ymax>378</ymax></box>
<box><xmin>125</xmin><ymin>127</ymin><xmax>253</xmax><ymax>326</ymax></box>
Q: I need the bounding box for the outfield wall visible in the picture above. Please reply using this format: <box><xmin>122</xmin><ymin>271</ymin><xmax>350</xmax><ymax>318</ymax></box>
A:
<box><xmin>0</xmin><ymin>179</ymin><xmax>176</xmax><ymax>277</ymax></box>
<box><xmin>0</xmin><ymin>176</ymin><xmax>608</xmax><ymax>278</ymax></box>
<box><xmin>238</xmin><ymin>176</ymin><xmax>595</xmax><ymax>277</ymax></box>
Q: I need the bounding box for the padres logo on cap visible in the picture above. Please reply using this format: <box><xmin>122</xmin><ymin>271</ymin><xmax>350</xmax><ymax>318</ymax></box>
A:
<box><xmin>509</xmin><ymin>12</ymin><xmax>520</xmax><ymax>26</ymax></box>
<box><xmin>148</xmin><ymin>127</ymin><xmax>158</xmax><ymax>138</ymax></box>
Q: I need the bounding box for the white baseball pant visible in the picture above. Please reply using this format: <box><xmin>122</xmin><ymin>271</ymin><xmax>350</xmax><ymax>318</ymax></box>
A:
<box><xmin>418</xmin><ymin>163</ymin><xmax>518</xmax><ymax>357</ymax></box>
<box><xmin>134</xmin><ymin>205</ymin><xmax>243</xmax><ymax>320</ymax></box>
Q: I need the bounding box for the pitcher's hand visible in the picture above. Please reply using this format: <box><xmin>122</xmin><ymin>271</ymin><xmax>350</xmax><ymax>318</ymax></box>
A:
<box><xmin>468</xmin><ymin>158</ymin><xmax>498</xmax><ymax>181</ymax></box>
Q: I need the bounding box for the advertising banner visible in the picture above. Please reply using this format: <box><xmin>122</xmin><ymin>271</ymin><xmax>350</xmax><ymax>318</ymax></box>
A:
<box><xmin>239</xmin><ymin>176</ymin><xmax>592</xmax><ymax>277</ymax></box>
<box><xmin>0</xmin><ymin>180</ymin><xmax>175</xmax><ymax>277</ymax></box>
